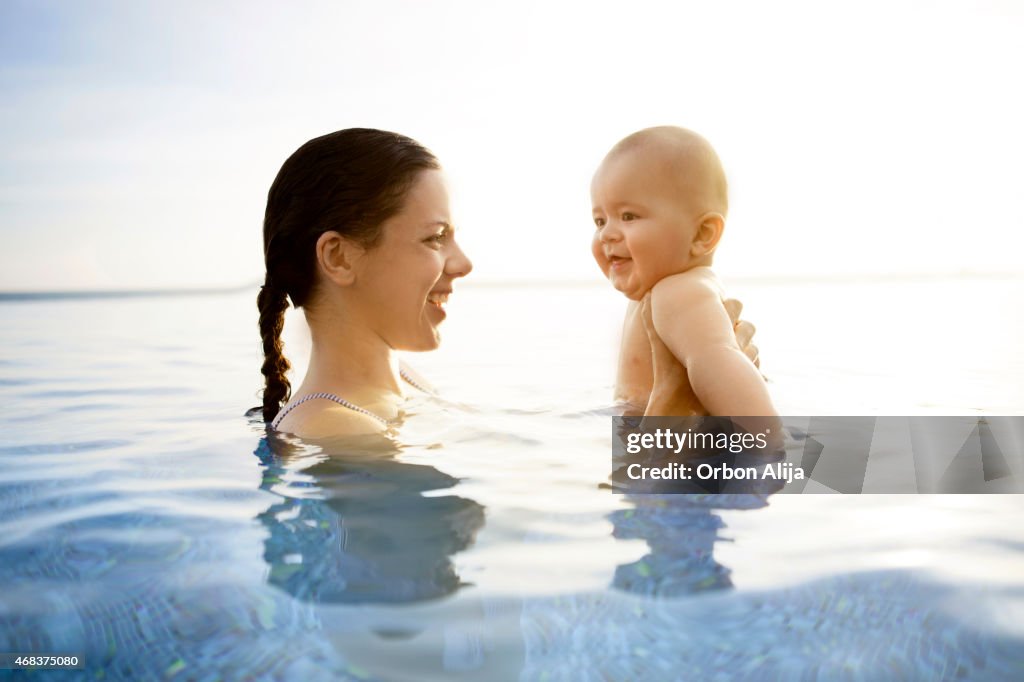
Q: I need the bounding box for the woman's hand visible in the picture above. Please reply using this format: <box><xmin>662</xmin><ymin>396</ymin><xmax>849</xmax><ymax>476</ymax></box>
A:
<box><xmin>723</xmin><ymin>298</ymin><xmax>759</xmax><ymax>369</ymax></box>
<box><xmin>641</xmin><ymin>295</ymin><xmax>762</xmax><ymax>417</ymax></box>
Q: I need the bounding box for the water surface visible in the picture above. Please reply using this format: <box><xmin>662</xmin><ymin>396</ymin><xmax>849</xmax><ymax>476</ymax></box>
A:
<box><xmin>1</xmin><ymin>278</ymin><xmax>1023</xmax><ymax>680</ymax></box>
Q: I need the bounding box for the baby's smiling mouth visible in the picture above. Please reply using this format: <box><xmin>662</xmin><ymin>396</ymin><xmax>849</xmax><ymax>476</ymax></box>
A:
<box><xmin>607</xmin><ymin>255</ymin><xmax>631</xmax><ymax>269</ymax></box>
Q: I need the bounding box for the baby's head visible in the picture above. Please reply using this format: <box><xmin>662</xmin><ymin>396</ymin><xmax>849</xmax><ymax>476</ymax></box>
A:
<box><xmin>591</xmin><ymin>126</ymin><xmax>728</xmax><ymax>300</ymax></box>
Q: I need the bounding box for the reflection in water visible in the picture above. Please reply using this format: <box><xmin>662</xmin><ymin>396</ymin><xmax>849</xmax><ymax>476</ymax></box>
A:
<box><xmin>610</xmin><ymin>494</ymin><xmax>769</xmax><ymax>597</ymax></box>
<box><xmin>254</xmin><ymin>434</ymin><xmax>485</xmax><ymax>604</ymax></box>
<box><xmin>609</xmin><ymin>425</ymin><xmax>785</xmax><ymax>598</ymax></box>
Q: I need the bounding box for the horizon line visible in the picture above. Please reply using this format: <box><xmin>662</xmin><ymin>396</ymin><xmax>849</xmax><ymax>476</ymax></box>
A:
<box><xmin>1</xmin><ymin>270</ymin><xmax>1020</xmax><ymax>302</ymax></box>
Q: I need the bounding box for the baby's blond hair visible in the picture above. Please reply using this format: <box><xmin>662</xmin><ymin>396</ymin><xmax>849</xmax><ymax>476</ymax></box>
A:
<box><xmin>606</xmin><ymin>126</ymin><xmax>729</xmax><ymax>217</ymax></box>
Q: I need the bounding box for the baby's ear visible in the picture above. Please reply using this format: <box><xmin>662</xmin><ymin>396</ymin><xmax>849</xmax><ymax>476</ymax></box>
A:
<box><xmin>690</xmin><ymin>212</ymin><xmax>725</xmax><ymax>257</ymax></box>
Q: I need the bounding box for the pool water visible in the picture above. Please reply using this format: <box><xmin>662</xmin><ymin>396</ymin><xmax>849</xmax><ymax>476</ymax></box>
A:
<box><xmin>1</xmin><ymin>278</ymin><xmax>1023</xmax><ymax>680</ymax></box>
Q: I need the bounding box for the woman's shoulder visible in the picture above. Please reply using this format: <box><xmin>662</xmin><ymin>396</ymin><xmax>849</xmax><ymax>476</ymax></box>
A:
<box><xmin>275</xmin><ymin>399</ymin><xmax>388</xmax><ymax>439</ymax></box>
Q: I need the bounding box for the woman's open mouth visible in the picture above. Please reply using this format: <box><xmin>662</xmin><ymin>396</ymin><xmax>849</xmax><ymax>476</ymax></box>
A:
<box><xmin>427</xmin><ymin>291</ymin><xmax>450</xmax><ymax>317</ymax></box>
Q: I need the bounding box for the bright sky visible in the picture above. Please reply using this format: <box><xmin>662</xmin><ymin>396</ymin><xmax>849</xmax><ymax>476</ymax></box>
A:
<box><xmin>1</xmin><ymin>0</ymin><xmax>1022</xmax><ymax>291</ymax></box>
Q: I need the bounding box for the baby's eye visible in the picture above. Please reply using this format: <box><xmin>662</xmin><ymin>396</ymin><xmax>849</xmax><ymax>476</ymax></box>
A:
<box><xmin>622</xmin><ymin>212</ymin><xmax>637</xmax><ymax>222</ymax></box>
<box><xmin>594</xmin><ymin>217</ymin><xmax>605</xmax><ymax>228</ymax></box>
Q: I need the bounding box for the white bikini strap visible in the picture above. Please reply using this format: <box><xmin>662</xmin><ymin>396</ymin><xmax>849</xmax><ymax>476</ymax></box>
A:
<box><xmin>271</xmin><ymin>392</ymin><xmax>389</xmax><ymax>429</ymax></box>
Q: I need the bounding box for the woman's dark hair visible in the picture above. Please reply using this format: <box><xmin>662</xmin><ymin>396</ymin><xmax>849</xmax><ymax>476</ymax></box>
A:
<box><xmin>258</xmin><ymin>128</ymin><xmax>440</xmax><ymax>423</ymax></box>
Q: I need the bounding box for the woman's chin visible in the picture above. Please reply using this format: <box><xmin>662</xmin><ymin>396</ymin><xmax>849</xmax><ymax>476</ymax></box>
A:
<box><xmin>407</xmin><ymin>327</ymin><xmax>442</xmax><ymax>352</ymax></box>
<box><xmin>423</xmin><ymin>331</ymin><xmax>441</xmax><ymax>351</ymax></box>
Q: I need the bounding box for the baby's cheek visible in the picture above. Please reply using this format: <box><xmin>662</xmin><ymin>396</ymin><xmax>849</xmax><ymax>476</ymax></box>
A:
<box><xmin>591</xmin><ymin>236</ymin><xmax>610</xmax><ymax>277</ymax></box>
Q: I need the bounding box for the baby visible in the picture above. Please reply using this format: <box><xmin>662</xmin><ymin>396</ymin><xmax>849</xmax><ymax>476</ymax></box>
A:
<box><xmin>591</xmin><ymin>126</ymin><xmax>777</xmax><ymax>418</ymax></box>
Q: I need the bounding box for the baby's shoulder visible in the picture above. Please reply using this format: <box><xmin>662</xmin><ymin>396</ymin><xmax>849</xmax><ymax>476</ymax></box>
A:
<box><xmin>650</xmin><ymin>267</ymin><xmax>723</xmax><ymax>307</ymax></box>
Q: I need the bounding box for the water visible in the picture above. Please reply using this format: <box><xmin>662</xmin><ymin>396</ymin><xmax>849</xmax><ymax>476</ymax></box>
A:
<box><xmin>1</xmin><ymin>277</ymin><xmax>1023</xmax><ymax>680</ymax></box>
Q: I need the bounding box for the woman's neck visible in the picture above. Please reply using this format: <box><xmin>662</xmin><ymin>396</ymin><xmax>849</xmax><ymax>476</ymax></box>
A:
<box><xmin>298</xmin><ymin>312</ymin><xmax>402</xmax><ymax>402</ymax></box>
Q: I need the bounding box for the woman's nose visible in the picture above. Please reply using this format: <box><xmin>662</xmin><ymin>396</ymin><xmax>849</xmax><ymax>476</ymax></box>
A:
<box><xmin>447</xmin><ymin>241</ymin><xmax>473</xmax><ymax>278</ymax></box>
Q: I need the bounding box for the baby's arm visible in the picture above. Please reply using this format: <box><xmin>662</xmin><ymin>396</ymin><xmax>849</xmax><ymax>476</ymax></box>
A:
<box><xmin>650</xmin><ymin>272</ymin><xmax>776</xmax><ymax>417</ymax></box>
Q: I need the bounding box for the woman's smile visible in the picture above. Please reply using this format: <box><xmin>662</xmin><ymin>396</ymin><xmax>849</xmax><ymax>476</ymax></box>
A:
<box><xmin>427</xmin><ymin>290</ymin><xmax>450</xmax><ymax>317</ymax></box>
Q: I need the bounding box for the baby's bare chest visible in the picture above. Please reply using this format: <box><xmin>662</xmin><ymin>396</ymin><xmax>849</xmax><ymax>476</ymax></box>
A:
<box><xmin>616</xmin><ymin>307</ymin><xmax>654</xmax><ymax>399</ymax></box>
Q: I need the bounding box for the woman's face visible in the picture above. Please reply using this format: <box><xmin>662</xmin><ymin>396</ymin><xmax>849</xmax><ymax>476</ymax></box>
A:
<box><xmin>353</xmin><ymin>169</ymin><xmax>472</xmax><ymax>351</ymax></box>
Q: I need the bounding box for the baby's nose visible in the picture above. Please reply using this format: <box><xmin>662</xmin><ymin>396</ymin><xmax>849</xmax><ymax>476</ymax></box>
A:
<box><xmin>599</xmin><ymin>223</ymin><xmax>622</xmax><ymax>242</ymax></box>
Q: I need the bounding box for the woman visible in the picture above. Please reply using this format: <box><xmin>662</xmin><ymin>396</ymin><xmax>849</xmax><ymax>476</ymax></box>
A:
<box><xmin>257</xmin><ymin>128</ymin><xmax>757</xmax><ymax>438</ymax></box>
<box><xmin>258</xmin><ymin>128</ymin><xmax>470</xmax><ymax>437</ymax></box>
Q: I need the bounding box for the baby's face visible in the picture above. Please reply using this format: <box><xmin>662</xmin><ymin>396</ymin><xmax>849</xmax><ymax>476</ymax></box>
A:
<box><xmin>590</xmin><ymin>150</ymin><xmax>702</xmax><ymax>300</ymax></box>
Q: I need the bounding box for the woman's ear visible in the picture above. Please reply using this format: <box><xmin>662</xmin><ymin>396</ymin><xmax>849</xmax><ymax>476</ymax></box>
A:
<box><xmin>690</xmin><ymin>212</ymin><xmax>725</xmax><ymax>258</ymax></box>
<box><xmin>316</xmin><ymin>231</ymin><xmax>365</xmax><ymax>286</ymax></box>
